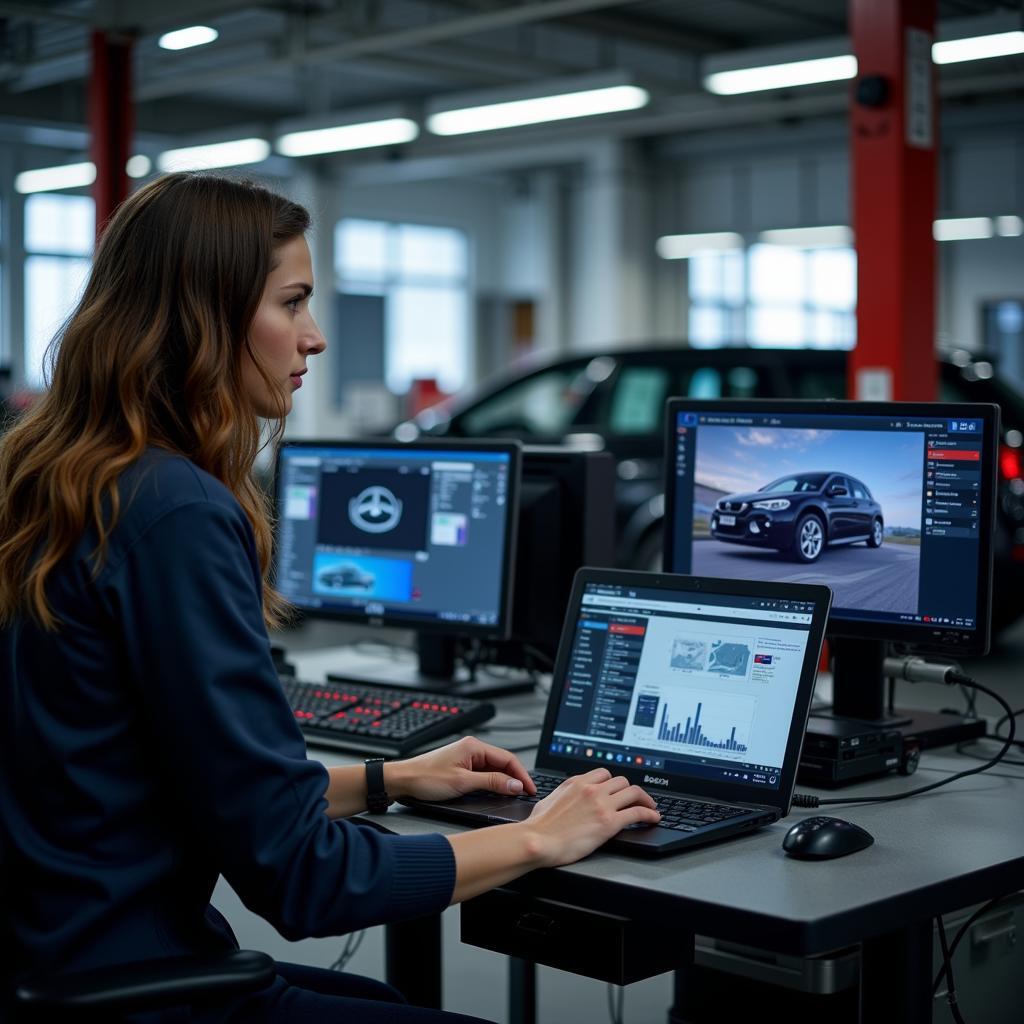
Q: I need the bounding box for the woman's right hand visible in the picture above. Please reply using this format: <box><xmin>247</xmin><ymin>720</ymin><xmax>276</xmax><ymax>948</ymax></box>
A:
<box><xmin>518</xmin><ymin>768</ymin><xmax>661</xmax><ymax>867</ymax></box>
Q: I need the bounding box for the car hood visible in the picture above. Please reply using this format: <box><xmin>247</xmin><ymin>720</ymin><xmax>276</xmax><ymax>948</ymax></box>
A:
<box><xmin>721</xmin><ymin>490</ymin><xmax>806</xmax><ymax>504</ymax></box>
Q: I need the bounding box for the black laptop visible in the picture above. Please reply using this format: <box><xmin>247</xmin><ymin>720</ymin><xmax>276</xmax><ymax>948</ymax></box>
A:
<box><xmin>403</xmin><ymin>568</ymin><xmax>832</xmax><ymax>856</ymax></box>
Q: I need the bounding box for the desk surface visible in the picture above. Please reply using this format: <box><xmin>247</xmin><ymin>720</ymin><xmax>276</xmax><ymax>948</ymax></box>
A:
<box><xmin>294</xmin><ymin>645</ymin><xmax>1024</xmax><ymax>957</ymax></box>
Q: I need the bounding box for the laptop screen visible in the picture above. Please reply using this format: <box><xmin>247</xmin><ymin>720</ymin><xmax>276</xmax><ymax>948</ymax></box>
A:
<box><xmin>545</xmin><ymin>580</ymin><xmax>817</xmax><ymax>796</ymax></box>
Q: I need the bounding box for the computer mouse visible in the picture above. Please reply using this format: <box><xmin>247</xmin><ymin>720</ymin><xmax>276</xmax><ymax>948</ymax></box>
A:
<box><xmin>782</xmin><ymin>816</ymin><xmax>874</xmax><ymax>860</ymax></box>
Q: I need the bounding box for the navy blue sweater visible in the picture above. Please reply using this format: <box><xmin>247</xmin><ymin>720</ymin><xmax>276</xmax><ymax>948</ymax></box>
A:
<box><xmin>1</xmin><ymin>450</ymin><xmax>455</xmax><ymax>991</ymax></box>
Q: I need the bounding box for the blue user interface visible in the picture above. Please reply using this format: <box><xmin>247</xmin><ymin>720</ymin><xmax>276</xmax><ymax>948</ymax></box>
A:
<box><xmin>668</xmin><ymin>410</ymin><xmax>987</xmax><ymax>632</ymax></box>
<box><xmin>275</xmin><ymin>445</ymin><xmax>513</xmax><ymax>628</ymax></box>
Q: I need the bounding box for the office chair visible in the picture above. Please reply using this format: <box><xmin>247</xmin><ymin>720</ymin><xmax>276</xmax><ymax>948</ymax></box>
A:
<box><xmin>3</xmin><ymin>837</ymin><xmax>274</xmax><ymax>1020</ymax></box>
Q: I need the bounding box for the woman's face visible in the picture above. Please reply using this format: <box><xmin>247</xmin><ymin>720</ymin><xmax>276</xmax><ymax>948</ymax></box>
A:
<box><xmin>243</xmin><ymin>235</ymin><xmax>326</xmax><ymax>417</ymax></box>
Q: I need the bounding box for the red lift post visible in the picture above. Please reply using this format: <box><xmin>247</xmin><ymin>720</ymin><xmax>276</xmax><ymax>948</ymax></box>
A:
<box><xmin>89</xmin><ymin>30</ymin><xmax>134</xmax><ymax>239</ymax></box>
<box><xmin>849</xmin><ymin>0</ymin><xmax>938</xmax><ymax>401</ymax></box>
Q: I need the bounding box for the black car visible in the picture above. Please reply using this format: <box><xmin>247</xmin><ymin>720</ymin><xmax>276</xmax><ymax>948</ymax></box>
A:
<box><xmin>395</xmin><ymin>346</ymin><xmax>1024</xmax><ymax>631</ymax></box>
<box><xmin>318</xmin><ymin>565</ymin><xmax>375</xmax><ymax>590</ymax></box>
<box><xmin>710</xmin><ymin>471</ymin><xmax>884</xmax><ymax>563</ymax></box>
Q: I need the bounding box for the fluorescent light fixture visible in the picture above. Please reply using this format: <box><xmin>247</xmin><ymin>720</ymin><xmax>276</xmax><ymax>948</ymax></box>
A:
<box><xmin>656</xmin><ymin>232</ymin><xmax>743</xmax><ymax>260</ymax></box>
<box><xmin>126</xmin><ymin>154</ymin><xmax>152</xmax><ymax>178</ymax></box>
<box><xmin>995</xmin><ymin>215</ymin><xmax>1024</xmax><ymax>237</ymax></box>
<box><xmin>933</xmin><ymin>30</ymin><xmax>1024</xmax><ymax>64</ymax></box>
<box><xmin>277</xmin><ymin>118</ymin><xmax>418</xmax><ymax>157</ymax></box>
<box><xmin>157</xmin><ymin>138</ymin><xmax>270</xmax><ymax>172</ymax></box>
<box><xmin>427</xmin><ymin>83</ymin><xmax>648</xmax><ymax>136</ymax></box>
<box><xmin>705</xmin><ymin>54</ymin><xmax>856</xmax><ymax>95</ymax></box>
<box><xmin>759</xmin><ymin>225</ymin><xmax>853</xmax><ymax>247</ymax></box>
<box><xmin>158</xmin><ymin>26</ymin><xmax>218</xmax><ymax>51</ymax></box>
<box><xmin>933</xmin><ymin>217</ymin><xmax>994</xmax><ymax>242</ymax></box>
<box><xmin>15</xmin><ymin>161</ymin><xmax>96</xmax><ymax>194</ymax></box>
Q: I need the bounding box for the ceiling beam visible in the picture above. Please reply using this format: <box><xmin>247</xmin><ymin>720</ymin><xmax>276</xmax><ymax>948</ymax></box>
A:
<box><xmin>134</xmin><ymin>0</ymin><xmax>650</xmax><ymax>101</ymax></box>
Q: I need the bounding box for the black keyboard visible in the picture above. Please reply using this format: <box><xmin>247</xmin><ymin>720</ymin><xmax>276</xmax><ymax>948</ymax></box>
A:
<box><xmin>523</xmin><ymin>773</ymin><xmax>750</xmax><ymax>832</ymax></box>
<box><xmin>282</xmin><ymin>678</ymin><xmax>495</xmax><ymax>757</ymax></box>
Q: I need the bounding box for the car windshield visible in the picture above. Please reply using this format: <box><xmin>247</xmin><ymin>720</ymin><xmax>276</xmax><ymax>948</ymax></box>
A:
<box><xmin>760</xmin><ymin>474</ymin><xmax>827</xmax><ymax>493</ymax></box>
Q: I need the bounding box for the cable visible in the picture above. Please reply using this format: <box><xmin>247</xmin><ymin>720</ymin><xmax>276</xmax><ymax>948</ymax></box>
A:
<box><xmin>933</xmin><ymin>896</ymin><xmax>1009</xmax><ymax>998</ymax></box>
<box><xmin>329</xmin><ymin>929</ymin><xmax>366</xmax><ymax>972</ymax></box>
<box><xmin>955</xmin><ymin>736</ymin><xmax>1024</xmax><ymax>767</ymax></box>
<box><xmin>935</xmin><ymin>915</ymin><xmax>967</xmax><ymax>1024</ymax></box>
<box><xmin>605</xmin><ymin>983</ymin><xmax>624</xmax><ymax>1024</ymax></box>
<box><xmin>793</xmin><ymin>669</ymin><xmax>1016</xmax><ymax>808</ymax></box>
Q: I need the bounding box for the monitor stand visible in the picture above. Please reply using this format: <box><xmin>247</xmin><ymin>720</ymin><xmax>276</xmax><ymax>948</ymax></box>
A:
<box><xmin>812</xmin><ymin>638</ymin><xmax>985</xmax><ymax>753</ymax></box>
<box><xmin>327</xmin><ymin>635</ymin><xmax>537</xmax><ymax>701</ymax></box>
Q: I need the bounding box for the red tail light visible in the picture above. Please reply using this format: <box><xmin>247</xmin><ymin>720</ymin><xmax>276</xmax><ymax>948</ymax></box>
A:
<box><xmin>1000</xmin><ymin>444</ymin><xmax>1022</xmax><ymax>481</ymax></box>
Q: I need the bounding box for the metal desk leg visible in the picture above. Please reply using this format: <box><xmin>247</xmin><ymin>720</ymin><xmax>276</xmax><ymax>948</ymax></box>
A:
<box><xmin>508</xmin><ymin>957</ymin><xmax>537</xmax><ymax>1024</ymax></box>
<box><xmin>386</xmin><ymin>914</ymin><xmax>443</xmax><ymax>1009</ymax></box>
<box><xmin>860</xmin><ymin>921</ymin><xmax>932</xmax><ymax>1024</ymax></box>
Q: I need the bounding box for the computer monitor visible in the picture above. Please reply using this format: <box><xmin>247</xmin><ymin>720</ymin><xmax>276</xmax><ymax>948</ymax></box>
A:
<box><xmin>478</xmin><ymin>447</ymin><xmax>616</xmax><ymax>674</ymax></box>
<box><xmin>273</xmin><ymin>438</ymin><xmax>521</xmax><ymax>693</ymax></box>
<box><xmin>662</xmin><ymin>399</ymin><xmax>999</xmax><ymax>745</ymax></box>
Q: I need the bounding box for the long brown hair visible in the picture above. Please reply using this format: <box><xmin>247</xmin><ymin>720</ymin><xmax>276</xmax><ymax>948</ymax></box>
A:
<box><xmin>0</xmin><ymin>172</ymin><xmax>309</xmax><ymax>630</ymax></box>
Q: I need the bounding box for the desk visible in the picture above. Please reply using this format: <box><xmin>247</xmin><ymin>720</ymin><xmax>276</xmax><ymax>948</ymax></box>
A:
<box><xmin>295</xmin><ymin>647</ymin><xmax>1024</xmax><ymax>1023</ymax></box>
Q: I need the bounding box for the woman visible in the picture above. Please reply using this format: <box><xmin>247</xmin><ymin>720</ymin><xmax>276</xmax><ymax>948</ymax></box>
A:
<box><xmin>0</xmin><ymin>173</ymin><xmax>659</xmax><ymax>1022</ymax></box>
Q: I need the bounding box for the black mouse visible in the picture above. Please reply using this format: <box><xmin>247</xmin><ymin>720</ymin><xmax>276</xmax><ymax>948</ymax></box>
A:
<box><xmin>782</xmin><ymin>816</ymin><xmax>874</xmax><ymax>860</ymax></box>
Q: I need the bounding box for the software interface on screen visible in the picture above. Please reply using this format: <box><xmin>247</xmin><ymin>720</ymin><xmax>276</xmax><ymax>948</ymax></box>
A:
<box><xmin>668</xmin><ymin>410</ymin><xmax>986</xmax><ymax>631</ymax></box>
<box><xmin>547</xmin><ymin>582</ymin><xmax>815</xmax><ymax>793</ymax></box>
<box><xmin>275</xmin><ymin>445</ymin><xmax>513</xmax><ymax>628</ymax></box>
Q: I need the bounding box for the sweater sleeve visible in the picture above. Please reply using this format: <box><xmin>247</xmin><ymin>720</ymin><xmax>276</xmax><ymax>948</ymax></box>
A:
<box><xmin>99</xmin><ymin>498</ymin><xmax>455</xmax><ymax>940</ymax></box>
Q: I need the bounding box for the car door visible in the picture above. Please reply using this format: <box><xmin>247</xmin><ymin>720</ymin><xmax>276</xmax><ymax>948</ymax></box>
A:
<box><xmin>848</xmin><ymin>478</ymin><xmax>874</xmax><ymax>536</ymax></box>
<box><xmin>825</xmin><ymin>475</ymin><xmax>856</xmax><ymax>539</ymax></box>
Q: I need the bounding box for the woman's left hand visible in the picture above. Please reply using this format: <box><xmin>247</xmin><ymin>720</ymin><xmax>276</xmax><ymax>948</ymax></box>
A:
<box><xmin>387</xmin><ymin>736</ymin><xmax>537</xmax><ymax>803</ymax></box>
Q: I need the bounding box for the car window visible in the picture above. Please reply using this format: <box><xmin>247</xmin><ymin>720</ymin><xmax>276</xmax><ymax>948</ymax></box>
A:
<box><xmin>762</xmin><ymin>473</ymin><xmax>827</xmax><ymax>493</ymax></box>
<box><xmin>608</xmin><ymin>366</ymin><xmax>670</xmax><ymax>435</ymax></box>
<box><xmin>459</xmin><ymin>364</ymin><xmax>590</xmax><ymax>437</ymax></box>
<box><xmin>828</xmin><ymin>476</ymin><xmax>849</xmax><ymax>494</ymax></box>
<box><xmin>851</xmin><ymin>480</ymin><xmax>869</xmax><ymax>499</ymax></box>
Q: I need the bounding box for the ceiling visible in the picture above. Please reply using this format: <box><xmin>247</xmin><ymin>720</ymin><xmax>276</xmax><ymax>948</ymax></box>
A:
<box><xmin>2</xmin><ymin>0</ymin><xmax>1022</xmax><ymax>173</ymax></box>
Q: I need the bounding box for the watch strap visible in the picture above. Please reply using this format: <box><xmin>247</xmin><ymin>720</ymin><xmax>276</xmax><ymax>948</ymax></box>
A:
<box><xmin>364</xmin><ymin>757</ymin><xmax>389</xmax><ymax>814</ymax></box>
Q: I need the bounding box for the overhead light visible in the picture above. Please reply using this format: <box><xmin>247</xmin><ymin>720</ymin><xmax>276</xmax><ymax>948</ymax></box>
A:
<box><xmin>705</xmin><ymin>55</ymin><xmax>856</xmax><ymax>95</ymax></box>
<box><xmin>759</xmin><ymin>225</ymin><xmax>852</xmax><ymax>247</ymax></box>
<box><xmin>426</xmin><ymin>74</ymin><xmax>648</xmax><ymax>135</ymax></box>
<box><xmin>656</xmin><ymin>232</ymin><xmax>743</xmax><ymax>260</ymax></box>
<box><xmin>995</xmin><ymin>215</ymin><xmax>1024</xmax><ymax>237</ymax></box>
<box><xmin>933</xmin><ymin>217</ymin><xmax>993</xmax><ymax>242</ymax></box>
<box><xmin>156</xmin><ymin>138</ymin><xmax>271</xmax><ymax>172</ymax></box>
<box><xmin>932</xmin><ymin>30</ymin><xmax>1024</xmax><ymax>65</ymax></box>
<box><xmin>158</xmin><ymin>26</ymin><xmax>219</xmax><ymax>51</ymax></box>
<box><xmin>126</xmin><ymin>154</ymin><xmax>152</xmax><ymax>178</ymax></box>
<box><xmin>15</xmin><ymin>161</ymin><xmax>96</xmax><ymax>194</ymax></box>
<box><xmin>277</xmin><ymin>118</ymin><xmax>418</xmax><ymax>157</ymax></box>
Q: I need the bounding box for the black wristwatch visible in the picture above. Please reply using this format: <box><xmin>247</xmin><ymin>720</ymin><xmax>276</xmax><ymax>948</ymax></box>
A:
<box><xmin>364</xmin><ymin>758</ymin><xmax>390</xmax><ymax>814</ymax></box>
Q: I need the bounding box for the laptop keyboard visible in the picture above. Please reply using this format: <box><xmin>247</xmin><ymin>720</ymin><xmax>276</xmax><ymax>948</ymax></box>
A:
<box><xmin>523</xmin><ymin>773</ymin><xmax>750</xmax><ymax>832</ymax></box>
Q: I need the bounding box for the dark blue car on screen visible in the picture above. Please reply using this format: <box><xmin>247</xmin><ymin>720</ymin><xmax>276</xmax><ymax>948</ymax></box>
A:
<box><xmin>710</xmin><ymin>471</ymin><xmax>884</xmax><ymax>563</ymax></box>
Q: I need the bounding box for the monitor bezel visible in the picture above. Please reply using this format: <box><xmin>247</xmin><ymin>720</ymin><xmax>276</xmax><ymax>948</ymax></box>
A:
<box><xmin>273</xmin><ymin>437</ymin><xmax>522</xmax><ymax>639</ymax></box>
<box><xmin>535</xmin><ymin>567</ymin><xmax>833</xmax><ymax>814</ymax></box>
<box><xmin>662</xmin><ymin>398</ymin><xmax>999</xmax><ymax>657</ymax></box>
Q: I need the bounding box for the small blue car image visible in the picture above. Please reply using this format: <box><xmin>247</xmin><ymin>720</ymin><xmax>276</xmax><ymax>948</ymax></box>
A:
<box><xmin>318</xmin><ymin>564</ymin><xmax>376</xmax><ymax>590</ymax></box>
<box><xmin>710</xmin><ymin>471</ymin><xmax>884</xmax><ymax>564</ymax></box>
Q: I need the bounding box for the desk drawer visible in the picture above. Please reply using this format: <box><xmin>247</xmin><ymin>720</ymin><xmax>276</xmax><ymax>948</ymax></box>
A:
<box><xmin>461</xmin><ymin>887</ymin><xmax>692</xmax><ymax>985</ymax></box>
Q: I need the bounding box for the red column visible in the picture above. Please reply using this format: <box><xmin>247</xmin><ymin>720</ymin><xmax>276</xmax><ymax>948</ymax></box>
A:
<box><xmin>849</xmin><ymin>0</ymin><xmax>937</xmax><ymax>400</ymax></box>
<box><xmin>89</xmin><ymin>30</ymin><xmax>134</xmax><ymax>239</ymax></box>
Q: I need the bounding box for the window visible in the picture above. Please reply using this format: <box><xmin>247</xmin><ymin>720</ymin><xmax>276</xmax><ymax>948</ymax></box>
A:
<box><xmin>334</xmin><ymin>218</ymin><xmax>470</xmax><ymax>397</ymax></box>
<box><xmin>24</xmin><ymin>194</ymin><xmax>94</xmax><ymax>388</ymax></box>
<box><xmin>688</xmin><ymin>242</ymin><xmax>856</xmax><ymax>350</ymax></box>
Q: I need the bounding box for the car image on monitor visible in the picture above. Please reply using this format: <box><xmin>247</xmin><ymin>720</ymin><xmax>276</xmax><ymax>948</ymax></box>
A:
<box><xmin>710</xmin><ymin>471</ymin><xmax>884</xmax><ymax>563</ymax></box>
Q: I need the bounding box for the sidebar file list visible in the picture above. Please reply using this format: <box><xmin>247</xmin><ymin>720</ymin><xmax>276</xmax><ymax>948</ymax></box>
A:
<box><xmin>584</xmin><ymin>622</ymin><xmax>646</xmax><ymax>741</ymax></box>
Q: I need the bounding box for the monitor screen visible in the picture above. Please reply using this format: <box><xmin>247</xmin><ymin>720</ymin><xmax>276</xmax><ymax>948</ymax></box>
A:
<box><xmin>273</xmin><ymin>440</ymin><xmax>520</xmax><ymax>635</ymax></box>
<box><xmin>663</xmin><ymin>400</ymin><xmax>998</xmax><ymax>656</ymax></box>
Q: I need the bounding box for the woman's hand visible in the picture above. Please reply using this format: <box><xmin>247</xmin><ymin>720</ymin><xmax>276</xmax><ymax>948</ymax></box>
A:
<box><xmin>386</xmin><ymin>736</ymin><xmax>537</xmax><ymax>803</ymax></box>
<box><xmin>516</xmin><ymin>768</ymin><xmax>660</xmax><ymax>868</ymax></box>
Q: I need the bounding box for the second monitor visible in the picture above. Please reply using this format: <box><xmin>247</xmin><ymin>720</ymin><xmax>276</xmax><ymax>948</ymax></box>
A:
<box><xmin>662</xmin><ymin>399</ymin><xmax>999</xmax><ymax>748</ymax></box>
